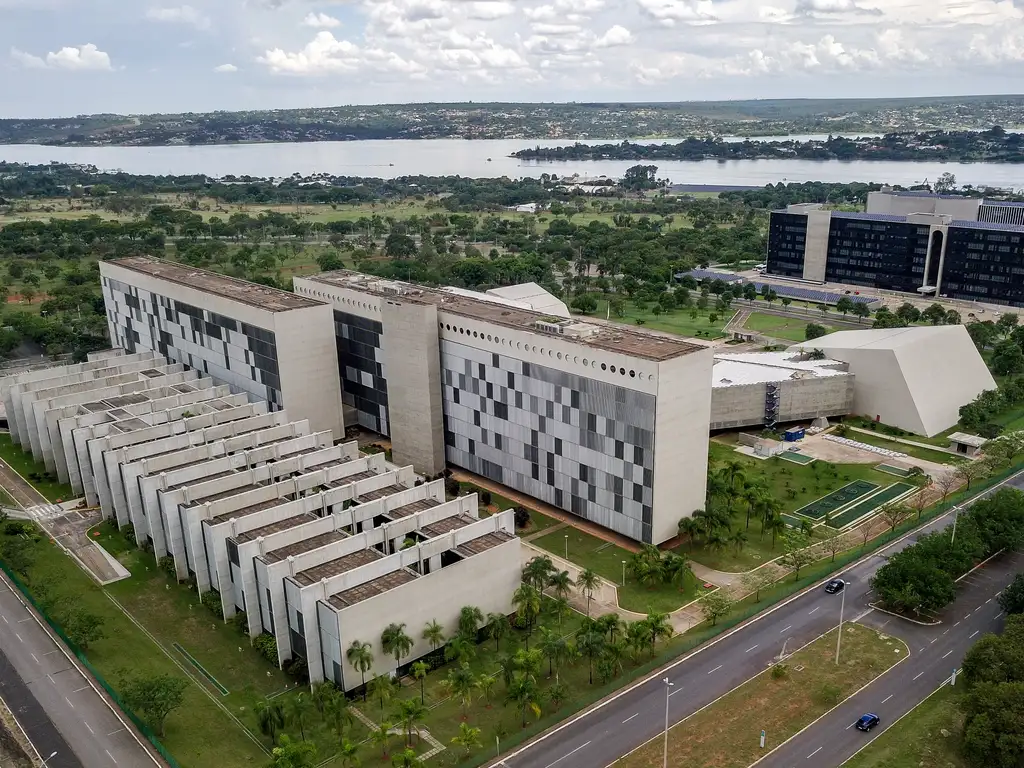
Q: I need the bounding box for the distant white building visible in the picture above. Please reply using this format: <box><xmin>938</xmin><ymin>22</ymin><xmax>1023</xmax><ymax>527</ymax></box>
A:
<box><xmin>789</xmin><ymin>325</ymin><xmax>995</xmax><ymax>436</ymax></box>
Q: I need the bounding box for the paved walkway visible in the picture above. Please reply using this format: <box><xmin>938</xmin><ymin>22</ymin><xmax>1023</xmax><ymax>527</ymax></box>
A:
<box><xmin>847</xmin><ymin>426</ymin><xmax>961</xmax><ymax>456</ymax></box>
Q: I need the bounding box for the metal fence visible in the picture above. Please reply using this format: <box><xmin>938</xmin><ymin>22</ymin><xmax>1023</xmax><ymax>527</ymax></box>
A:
<box><xmin>0</xmin><ymin>562</ymin><xmax>179</xmax><ymax>768</ymax></box>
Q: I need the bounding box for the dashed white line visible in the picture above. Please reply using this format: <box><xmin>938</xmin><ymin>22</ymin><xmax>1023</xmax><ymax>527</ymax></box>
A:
<box><xmin>881</xmin><ymin>694</ymin><xmax>893</xmax><ymax>704</ymax></box>
<box><xmin>65</xmin><ymin>696</ymin><xmax>75</xmax><ymax>709</ymax></box>
<box><xmin>807</xmin><ymin>746</ymin><xmax>823</xmax><ymax>759</ymax></box>
<box><xmin>745</xmin><ymin>645</ymin><xmax>759</xmax><ymax>653</ymax></box>
<box><xmin>954</xmin><ymin>622</ymin><xmax>961</xmax><ymax>627</ymax></box>
<box><xmin>780</xmin><ymin>625</ymin><xmax>792</xmax><ymax>634</ymax></box>
<box><xmin>846</xmin><ymin>723</ymin><xmax>855</xmax><ymax>730</ymax></box>
<box><xmin>996</xmin><ymin>611</ymin><xmax>1005</xmax><ymax>619</ymax></box>
<box><xmin>622</xmin><ymin>713</ymin><xmax>638</xmax><ymax>724</ymax></box>
<box><xmin>808</xmin><ymin>606</ymin><xmax>819</xmax><ymax>614</ymax></box>
<box><xmin>1</xmin><ymin>615</ymin><xmax>7</xmax><ymax>624</ymax></box>
<box><xmin>942</xmin><ymin>629</ymin><xmax>949</xmax><ymax>635</ymax></box>
<box><xmin>14</xmin><ymin>632</ymin><xmax>21</xmax><ymax>642</ymax></box>
<box><xmin>709</xmin><ymin>665</ymin><xmax>723</xmax><ymax>674</ymax></box>
<box><xmin>73</xmin><ymin>686</ymin><xmax>89</xmax><ymax>693</ymax></box>
<box><xmin>913</xmin><ymin>672</ymin><xmax>925</xmax><ymax>681</ymax></box>
<box><xmin>30</xmin><ymin>653</ymin><xmax>39</xmax><ymax>664</ymax></box>
<box><xmin>942</xmin><ymin>650</ymin><xmax>954</xmax><ymax>659</ymax></box>
<box><xmin>930</xmin><ymin>638</ymin><xmax>937</xmax><ymax>644</ymax></box>
<box><xmin>85</xmin><ymin>721</ymin><xmax>94</xmax><ymax>735</ymax></box>
<box><xmin>970</xmin><ymin>630</ymin><xmax>980</xmax><ymax>639</ymax></box>
<box><xmin>985</xmin><ymin>598</ymin><xmax>992</xmax><ymax>604</ymax></box>
<box><xmin>106</xmin><ymin>749</ymin><xmax>118</xmax><ymax>765</ymax></box>
<box><xmin>107</xmin><ymin>729</ymin><xmax>124</xmax><ymax>737</ymax></box>
<box><xmin>543</xmin><ymin>741</ymin><xmax>590</xmax><ymax>768</ymax></box>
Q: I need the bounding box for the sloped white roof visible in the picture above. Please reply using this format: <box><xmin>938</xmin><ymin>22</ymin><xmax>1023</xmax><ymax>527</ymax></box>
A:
<box><xmin>789</xmin><ymin>325</ymin><xmax>950</xmax><ymax>350</ymax></box>
<box><xmin>712</xmin><ymin>351</ymin><xmax>848</xmax><ymax>387</ymax></box>
<box><xmin>486</xmin><ymin>283</ymin><xmax>570</xmax><ymax>318</ymax></box>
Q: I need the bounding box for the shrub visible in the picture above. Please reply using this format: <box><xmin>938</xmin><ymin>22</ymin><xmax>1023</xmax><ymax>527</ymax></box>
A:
<box><xmin>200</xmin><ymin>589</ymin><xmax>223</xmax><ymax>617</ymax></box>
<box><xmin>444</xmin><ymin>477</ymin><xmax>461</xmax><ymax>498</ymax></box>
<box><xmin>771</xmin><ymin>663</ymin><xmax>788</xmax><ymax>679</ymax></box>
<box><xmin>284</xmin><ymin>657</ymin><xmax>309</xmax><ymax>683</ymax></box>
<box><xmin>513</xmin><ymin>506</ymin><xmax>531</xmax><ymax>529</ymax></box>
<box><xmin>122</xmin><ymin>523</ymin><xmax>136</xmax><ymax>545</ymax></box>
<box><xmin>158</xmin><ymin>556</ymin><xmax>176</xmax><ymax>579</ymax></box>
<box><xmin>254</xmin><ymin>633</ymin><xmax>278</xmax><ymax>665</ymax></box>
<box><xmin>3</xmin><ymin>521</ymin><xmax>34</xmax><ymax>536</ymax></box>
<box><xmin>480</xmin><ymin>490</ymin><xmax>492</xmax><ymax>507</ymax></box>
<box><xmin>232</xmin><ymin>610</ymin><xmax>250</xmax><ymax>636</ymax></box>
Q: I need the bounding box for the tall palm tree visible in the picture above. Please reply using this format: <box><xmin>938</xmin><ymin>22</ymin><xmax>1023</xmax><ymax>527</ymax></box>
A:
<box><xmin>574</xmin><ymin>624</ymin><xmax>606</xmax><ymax>684</ymax></box>
<box><xmin>484</xmin><ymin>612</ymin><xmax>511</xmax><ymax>651</ymax></box>
<box><xmin>284</xmin><ymin>692</ymin><xmax>313</xmax><ymax>741</ymax></box>
<box><xmin>661</xmin><ymin>552</ymin><xmax>691</xmax><ymax>592</ymax></box>
<box><xmin>391</xmin><ymin>747</ymin><xmax>426</xmax><ymax>767</ymax></box>
<box><xmin>596</xmin><ymin>613</ymin><xmax>622</xmax><ymax>642</ymax></box>
<box><xmin>547</xmin><ymin>570</ymin><xmax>574</xmax><ymax>601</ymax></box>
<box><xmin>311</xmin><ymin>681</ymin><xmax>336</xmax><ymax>717</ymax></box>
<box><xmin>370</xmin><ymin>721</ymin><xmax>392</xmax><ymax>760</ymax></box>
<box><xmin>346</xmin><ymin>640</ymin><xmax>374</xmax><ymax>698</ymax></box>
<box><xmin>442</xmin><ymin>663</ymin><xmax>476</xmax><ymax>715</ymax></box>
<box><xmin>410</xmin><ymin>660</ymin><xmax>429</xmax><ymax>705</ymax></box>
<box><xmin>474</xmin><ymin>673</ymin><xmax>497</xmax><ymax>704</ymax></box>
<box><xmin>381</xmin><ymin>622</ymin><xmax>414</xmax><ymax>666</ymax></box>
<box><xmin>336</xmin><ymin>738</ymin><xmax>360</xmax><ymax>768</ymax></box>
<box><xmin>422</xmin><ymin>619</ymin><xmax>445</xmax><ymax>651</ymax></box>
<box><xmin>729</xmin><ymin>528</ymin><xmax>748</xmax><ymax>554</ymax></box>
<box><xmin>722</xmin><ymin>460</ymin><xmax>747</xmax><ymax>494</ymax></box>
<box><xmin>512</xmin><ymin>584</ymin><xmax>542</xmax><ymax>645</ymax></box>
<box><xmin>254</xmin><ymin>699</ymin><xmax>285</xmax><ymax>742</ymax></box>
<box><xmin>743</xmin><ymin>481</ymin><xmax>769</xmax><ymax>529</ymax></box>
<box><xmin>624</xmin><ymin>620</ymin><xmax>647</xmax><ymax>662</ymax></box>
<box><xmin>522</xmin><ymin>555</ymin><xmax>556</xmax><ymax>590</ymax></box>
<box><xmin>764</xmin><ymin>512</ymin><xmax>787</xmax><ymax>549</ymax></box>
<box><xmin>537</xmin><ymin>627</ymin><xmax>568</xmax><ymax>678</ymax></box>
<box><xmin>645</xmin><ymin>611</ymin><xmax>674</xmax><ymax>652</ymax></box>
<box><xmin>443</xmin><ymin>634</ymin><xmax>475</xmax><ymax>665</ymax></box>
<box><xmin>458</xmin><ymin>605</ymin><xmax>484</xmax><ymax>640</ymax></box>
<box><xmin>367</xmin><ymin>674</ymin><xmax>397</xmax><ymax>723</ymax></box>
<box><xmin>391</xmin><ymin>698</ymin><xmax>428</xmax><ymax>747</ymax></box>
<box><xmin>676</xmin><ymin>517</ymin><xmax>702</xmax><ymax>547</ymax></box>
<box><xmin>324</xmin><ymin>691</ymin><xmax>355</xmax><ymax>741</ymax></box>
<box><xmin>505</xmin><ymin>675</ymin><xmax>542</xmax><ymax>728</ymax></box>
<box><xmin>451</xmin><ymin>721</ymin><xmax>483</xmax><ymax>759</ymax></box>
<box><xmin>496</xmin><ymin>652</ymin><xmax>518</xmax><ymax>690</ymax></box>
<box><xmin>576</xmin><ymin>568</ymin><xmax>600</xmax><ymax>615</ymax></box>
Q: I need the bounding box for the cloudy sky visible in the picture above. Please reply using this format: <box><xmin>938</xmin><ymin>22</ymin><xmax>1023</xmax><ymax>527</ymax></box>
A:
<box><xmin>3</xmin><ymin>0</ymin><xmax>1024</xmax><ymax>117</ymax></box>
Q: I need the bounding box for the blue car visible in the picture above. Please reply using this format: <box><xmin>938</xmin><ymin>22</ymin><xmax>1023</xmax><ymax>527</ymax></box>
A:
<box><xmin>856</xmin><ymin>713</ymin><xmax>880</xmax><ymax>732</ymax></box>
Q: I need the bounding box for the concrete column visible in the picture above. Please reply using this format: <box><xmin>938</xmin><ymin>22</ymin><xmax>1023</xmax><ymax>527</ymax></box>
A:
<box><xmin>934</xmin><ymin>225</ymin><xmax>950</xmax><ymax>296</ymax></box>
<box><xmin>802</xmin><ymin>209</ymin><xmax>832</xmax><ymax>283</ymax></box>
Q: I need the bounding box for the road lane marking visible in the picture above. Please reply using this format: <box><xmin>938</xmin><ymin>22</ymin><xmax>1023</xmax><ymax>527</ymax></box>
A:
<box><xmin>30</xmin><ymin>653</ymin><xmax>39</xmax><ymax>664</ymax></box>
<box><xmin>881</xmin><ymin>694</ymin><xmax>893</xmax><ymax>703</ymax></box>
<box><xmin>807</xmin><ymin>747</ymin><xmax>823</xmax><ymax>759</ymax></box>
<box><xmin>544</xmin><ymin>741</ymin><xmax>591</xmax><ymax>768</ymax></box>
<box><xmin>73</xmin><ymin>686</ymin><xmax>89</xmax><ymax>693</ymax></box>
<box><xmin>943</xmin><ymin>629</ymin><xmax>949</xmax><ymax>635</ymax></box>
<box><xmin>15</xmin><ymin>632</ymin><xmax>21</xmax><ymax>642</ymax></box>
<box><xmin>106</xmin><ymin>749</ymin><xmax>118</xmax><ymax>765</ymax></box>
<box><xmin>930</xmin><ymin>638</ymin><xmax>937</xmax><ymax>644</ymax></box>
<box><xmin>913</xmin><ymin>672</ymin><xmax>925</xmax><ymax>681</ymax></box>
<box><xmin>954</xmin><ymin>622</ymin><xmax>960</xmax><ymax>627</ymax></box>
<box><xmin>970</xmin><ymin>631</ymin><xmax>980</xmax><ymax>639</ymax></box>
<box><xmin>65</xmin><ymin>696</ymin><xmax>75</xmax><ymax>709</ymax></box>
<box><xmin>622</xmin><ymin>713</ymin><xmax>638</xmax><ymax>724</ymax></box>
<box><xmin>846</xmin><ymin>723</ymin><xmax>855</xmax><ymax>730</ymax></box>
<box><xmin>942</xmin><ymin>650</ymin><xmax>953</xmax><ymax>659</ymax></box>
<box><xmin>985</xmin><ymin>598</ymin><xmax>992</xmax><ymax>604</ymax></box>
<box><xmin>1</xmin><ymin>615</ymin><xmax>7</xmax><ymax>623</ymax></box>
<box><xmin>709</xmin><ymin>665</ymin><xmax>723</xmax><ymax>674</ymax></box>
<box><xmin>996</xmin><ymin>612</ymin><xmax>1004</xmax><ymax>619</ymax></box>
<box><xmin>780</xmin><ymin>625</ymin><xmax>792</xmax><ymax>633</ymax></box>
<box><xmin>808</xmin><ymin>607</ymin><xmax>819</xmax><ymax>614</ymax></box>
<box><xmin>745</xmin><ymin>645</ymin><xmax>758</xmax><ymax>653</ymax></box>
<box><xmin>107</xmin><ymin>729</ymin><xmax>124</xmax><ymax>736</ymax></box>
<box><xmin>85</xmin><ymin>721</ymin><xmax>94</xmax><ymax>735</ymax></box>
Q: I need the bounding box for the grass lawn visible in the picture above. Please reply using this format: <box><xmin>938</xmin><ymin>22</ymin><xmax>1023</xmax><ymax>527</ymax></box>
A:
<box><xmin>615</xmin><ymin>623</ymin><xmax>909</xmax><ymax>768</ymax></box>
<box><xmin>530</xmin><ymin>527</ymin><xmax>702</xmax><ymax>613</ymax></box>
<box><xmin>843</xmin><ymin>417</ymin><xmax>957</xmax><ymax>448</ymax></box>
<box><xmin>0</xmin><ymin>434</ymin><xmax>76</xmax><ymax>503</ymax></box>
<box><xmin>590</xmin><ymin>299</ymin><xmax>735</xmax><ymax>340</ymax></box>
<box><xmin>847</xmin><ymin>431</ymin><xmax>957</xmax><ymax>465</ymax></box>
<box><xmin>743</xmin><ymin>311</ymin><xmax>834</xmax><ymax>342</ymax></box>
<box><xmin>844</xmin><ymin>686</ymin><xmax>966</xmax><ymax>768</ymax></box>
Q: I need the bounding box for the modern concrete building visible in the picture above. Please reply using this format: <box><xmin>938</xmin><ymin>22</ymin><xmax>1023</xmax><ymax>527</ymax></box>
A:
<box><xmin>295</xmin><ymin>271</ymin><xmax>715</xmax><ymax>545</ymax></box>
<box><xmin>789</xmin><ymin>325</ymin><xmax>996</xmax><ymax>436</ymax></box>
<box><xmin>766</xmin><ymin>191</ymin><xmax>1024</xmax><ymax>306</ymax></box>
<box><xmin>100</xmin><ymin>257</ymin><xmax>345</xmax><ymax>439</ymax></box>
<box><xmin>710</xmin><ymin>351</ymin><xmax>855</xmax><ymax>431</ymax></box>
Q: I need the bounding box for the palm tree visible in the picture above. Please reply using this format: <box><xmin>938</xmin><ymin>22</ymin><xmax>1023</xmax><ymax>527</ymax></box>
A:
<box><xmin>311</xmin><ymin>681</ymin><xmax>337</xmax><ymax>717</ymax></box>
<box><xmin>758</xmin><ymin>495</ymin><xmax>784</xmax><ymax>539</ymax></box>
<box><xmin>336</xmin><ymin>737</ymin><xmax>360</xmax><ymax>768</ymax></box>
<box><xmin>764</xmin><ymin>512</ymin><xmax>787</xmax><ymax>549</ymax></box>
<box><xmin>368</xmin><ymin>674</ymin><xmax>397</xmax><ymax>723</ymax></box>
<box><xmin>743</xmin><ymin>482</ymin><xmax>769</xmax><ymax>529</ymax></box>
<box><xmin>522</xmin><ymin>555</ymin><xmax>556</xmax><ymax>590</ymax></box>
<box><xmin>442</xmin><ymin>663</ymin><xmax>476</xmax><ymax>715</ymax></box>
<box><xmin>660</xmin><ymin>552</ymin><xmax>691</xmax><ymax>592</ymax></box>
<box><xmin>497</xmin><ymin>653</ymin><xmax>518</xmax><ymax>689</ymax></box>
<box><xmin>254</xmin><ymin>699</ymin><xmax>285</xmax><ymax>742</ymax></box>
<box><xmin>729</xmin><ymin>528</ymin><xmax>748</xmax><ymax>554</ymax></box>
<box><xmin>410</xmin><ymin>660</ymin><xmax>429</xmax><ymax>705</ymax></box>
<box><xmin>513</xmin><ymin>647</ymin><xmax>543</xmax><ymax>680</ymax></box>
<box><xmin>537</xmin><ymin>627</ymin><xmax>568</xmax><ymax>678</ymax></box>
<box><xmin>644</xmin><ymin>611</ymin><xmax>673</xmax><ymax>656</ymax></box>
<box><xmin>422</xmin><ymin>619</ymin><xmax>445</xmax><ymax>651</ymax></box>
<box><xmin>596</xmin><ymin>613</ymin><xmax>622</xmax><ymax>642</ymax></box>
<box><xmin>722</xmin><ymin>460</ymin><xmax>748</xmax><ymax>494</ymax></box>
<box><xmin>268</xmin><ymin>734</ymin><xmax>318</xmax><ymax>768</ymax></box>
<box><xmin>484</xmin><ymin>612</ymin><xmax>511</xmax><ymax>652</ymax></box>
<box><xmin>602</xmin><ymin>638</ymin><xmax>627</xmax><ymax>676</ymax></box>
<box><xmin>676</xmin><ymin>517</ymin><xmax>702</xmax><ymax>547</ymax></box>
<box><xmin>575</xmin><ymin>623</ymin><xmax>606</xmax><ymax>684</ymax></box>
<box><xmin>346</xmin><ymin>640</ymin><xmax>374</xmax><ymax>697</ymax></box>
<box><xmin>458</xmin><ymin>605</ymin><xmax>484</xmax><ymax>640</ymax></box>
<box><xmin>547</xmin><ymin>570</ymin><xmax>574</xmax><ymax>601</ymax></box>
<box><xmin>474</xmin><ymin>673</ymin><xmax>497</xmax><ymax>705</ymax></box>
<box><xmin>284</xmin><ymin>692</ymin><xmax>313</xmax><ymax>741</ymax></box>
<box><xmin>512</xmin><ymin>584</ymin><xmax>542</xmax><ymax>645</ymax></box>
<box><xmin>576</xmin><ymin>568</ymin><xmax>600</xmax><ymax>615</ymax></box>
<box><xmin>370</xmin><ymin>721</ymin><xmax>392</xmax><ymax>760</ymax></box>
<box><xmin>324</xmin><ymin>691</ymin><xmax>355</xmax><ymax>741</ymax></box>
<box><xmin>381</xmin><ymin>623</ymin><xmax>414</xmax><ymax>666</ymax></box>
<box><xmin>799</xmin><ymin>519</ymin><xmax>814</xmax><ymax>539</ymax></box>
<box><xmin>443</xmin><ymin>634</ymin><xmax>476</xmax><ymax>665</ymax></box>
<box><xmin>451</xmin><ymin>721</ymin><xmax>483</xmax><ymax>759</ymax></box>
<box><xmin>505</xmin><ymin>674</ymin><xmax>542</xmax><ymax>727</ymax></box>
<box><xmin>392</xmin><ymin>698</ymin><xmax>428</xmax><ymax>747</ymax></box>
<box><xmin>391</xmin><ymin>747</ymin><xmax>425</xmax><ymax>768</ymax></box>
<box><xmin>624</xmin><ymin>620</ymin><xmax>647</xmax><ymax>662</ymax></box>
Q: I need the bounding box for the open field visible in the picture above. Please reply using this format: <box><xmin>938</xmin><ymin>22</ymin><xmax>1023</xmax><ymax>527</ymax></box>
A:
<box><xmin>844</xmin><ymin>686</ymin><xmax>966</xmax><ymax>768</ymax></box>
<box><xmin>615</xmin><ymin>623</ymin><xmax>908</xmax><ymax>768</ymax></box>
<box><xmin>0</xmin><ymin>434</ymin><xmax>75</xmax><ymax>502</ymax></box>
<box><xmin>846</xmin><ymin>431</ymin><xmax>957</xmax><ymax>465</ymax></box>
<box><xmin>743</xmin><ymin>311</ymin><xmax>835</xmax><ymax>342</ymax></box>
<box><xmin>592</xmin><ymin>299</ymin><xmax>735</xmax><ymax>340</ymax></box>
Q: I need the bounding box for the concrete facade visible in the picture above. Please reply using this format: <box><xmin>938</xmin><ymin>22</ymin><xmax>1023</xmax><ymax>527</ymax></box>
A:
<box><xmin>100</xmin><ymin>257</ymin><xmax>344</xmax><ymax>439</ymax></box>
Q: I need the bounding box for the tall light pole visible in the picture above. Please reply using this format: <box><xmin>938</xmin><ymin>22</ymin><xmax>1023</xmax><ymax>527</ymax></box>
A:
<box><xmin>835</xmin><ymin>585</ymin><xmax>846</xmax><ymax>665</ymax></box>
<box><xmin>951</xmin><ymin>505</ymin><xmax>960</xmax><ymax>545</ymax></box>
<box><xmin>622</xmin><ymin>560</ymin><xmax>627</xmax><ymax>587</ymax></box>
<box><xmin>564</xmin><ymin>534</ymin><xmax>569</xmax><ymax>561</ymax></box>
<box><xmin>662</xmin><ymin>677</ymin><xmax>674</xmax><ymax>768</ymax></box>
<box><xmin>42</xmin><ymin>752</ymin><xmax>57</xmax><ymax>767</ymax></box>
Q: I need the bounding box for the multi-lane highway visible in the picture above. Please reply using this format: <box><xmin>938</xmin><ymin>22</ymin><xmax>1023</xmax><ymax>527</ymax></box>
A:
<box><xmin>496</xmin><ymin>472</ymin><xmax>1024</xmax><ymax>768</ymax></box>
<box><xmin>0</xmin><ymin>571</ymin><xmax>161</xmax><ymax>768</ymax></box>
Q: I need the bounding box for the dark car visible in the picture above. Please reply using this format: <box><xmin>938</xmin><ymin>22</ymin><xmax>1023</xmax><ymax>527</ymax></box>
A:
<box><xmin>824</xmin><ymin>579</ymin><xmax>845</xmax><ymax>594</ymax></box>
<box><xmin>856</xmin><ymin>713</ymin><xmax>880</xmax><ymax>732</ymax></box>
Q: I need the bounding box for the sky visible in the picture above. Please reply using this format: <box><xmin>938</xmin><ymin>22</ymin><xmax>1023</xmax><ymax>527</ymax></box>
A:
<box><xmin>3</xmin><ymin>0</ymin><xmax>1024</xmax><ymax>118</ymax></box>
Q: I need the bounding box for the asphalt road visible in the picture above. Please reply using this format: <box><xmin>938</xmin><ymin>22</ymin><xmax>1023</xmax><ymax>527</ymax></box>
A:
<box><xmin>0</xmin><ymin>572</ymin><xmax>160</xmax><ymax>768</ymax></box>
<box><xmin>495</xmin><ymin>472</ymin><xmax>1024</xmax><ymax>768</ymax></box>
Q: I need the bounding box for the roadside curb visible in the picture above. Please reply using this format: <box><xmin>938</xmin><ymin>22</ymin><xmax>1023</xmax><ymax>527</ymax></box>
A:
<box><xmin>867</xmin><ymin>602</ymin><xmax>940</xmax><ymax>626</ymax></box>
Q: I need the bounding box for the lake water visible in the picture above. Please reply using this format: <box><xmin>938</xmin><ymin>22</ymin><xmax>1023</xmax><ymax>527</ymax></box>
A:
<box><xmin>2</xmin><ymin>137</ymin><xmax>1022</xmax><ymax>190</ymax></box>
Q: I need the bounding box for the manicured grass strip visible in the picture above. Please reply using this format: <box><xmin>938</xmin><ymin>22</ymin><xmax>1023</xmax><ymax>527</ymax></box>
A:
<box><xmin>794</xmin><ymin>480</ymin><xmax>880</xmax><ymax>520</ymax></box>
<box><xmin>830</xmin><ymin>483</ymin><xmax>916</xmax><ymax>530</ymax></box>
<box><xmin>850</xmin><ymin>432</ymin><xmax>957</xmax><ymax>465</ymax></box>
<box><xmin>615</xmin><ymin>624</ymin><xmax>908</xmax><ymax>768</ymax></box>
<box><xmin>844</xmin><ymin>685</ymin><xmax>966</xmax><ymax>768</ymax></box>
<box><xmin>876</xmin><ymin>463</ymin><xmax>912</xmax><ymax>477</ymax></box>
<box><xmin>780</xmin><ymin>452</ymin><xmax>816</xmax><ymax>465</ymax></box>
<box><xmin>172</xmin><ymin>643</ymin><xmax>229</xmax><ymax>696</ymax></box>
<box><xmin>781</xmin><ymin>514</ymin><xmax>805</xmax><ymax>528</ymax></box>
<box><xmin>0</xmin><ymin>434</ymin><xmax>75</xmax><ymax>503</ymax></box>
<box><xmin>742</xmin><ymin>311</ymin><xmax>835</xmax><ymax>342</ymax></box>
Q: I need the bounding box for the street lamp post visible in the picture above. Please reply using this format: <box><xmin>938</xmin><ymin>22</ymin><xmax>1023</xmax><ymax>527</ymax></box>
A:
<box><xmin>835</xmin><ymin>583</ymin><xmax>846</xmax><ymax>665</ymax></box>
<box><xmin>42</xmin><ymin>752</ymin><xmax>57</xmax><ymax>767</ymax></box>
<box><xmin>951</xmin><ymin>505</ymin><xmax>960</xmax><ymax>545</ymax></box>
<box><xmin>564</xmin><ymin>534</ymin><xmax>568</xmax><ymax>560</ymax></box>
<box><xmin>662</xmin><ymin>677</ymin><xmax>674</xmax><ymax>768</ymax></box>
<box><xmin>621</xmin><ymin>560</ymin><xmax>627</xmax><ymax>587</ymax></box>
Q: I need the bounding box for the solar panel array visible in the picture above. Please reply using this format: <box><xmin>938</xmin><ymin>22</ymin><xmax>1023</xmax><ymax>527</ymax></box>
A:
<box><xmin>677</xmin><ymin>269</ymin><xmax>875</xmax><ymax>305</ymax></box>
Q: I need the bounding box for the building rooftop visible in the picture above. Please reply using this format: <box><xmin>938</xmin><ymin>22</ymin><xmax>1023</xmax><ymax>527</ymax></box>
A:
<box><xmin>788</xmin><ymin>324</ymin><xmax>964</xmax><ymax>351</ymax></box>
<box><xmin>947</xmin><ymin>432</ymin><xmax>988</xmax><ymax>448</ymax></box>
<box><xmin>303</xmin><ymin>271</ymin><xmax>706</xmax><ymax>362</ymax></box>
<box><xmin>107</xmin><ymin>256</ymin><xmax>325</xmax><ymax>312</ymax></box>
<box><xmin>208</xmin><ymin>496</ymin><xmax>293</xmax><ymax>526</ymax></box>
<box><xmin>263</xmin><ymin>530</ymin><xmax>349</xmax><ymax>564</ymax></box>
<box><xmin>327</xmin><ymin>569</ymin><xmax>418</xmax><ymax>609</ymax></box>
<box><xmin>421</xmin><ymin>514</ymin><xmax>476</xmax><ymax>537</ymax></box>
<box><xmin>293</xmin><ymin>547</ymin><xmax>382</xmax><ymax>586</ymax></box>
<box><xmin>357</xmin><ymin>483</ymin><xmax>406</xmax><ymax>502</ymax></box>
<box><xmin>385</xmin><ymin>498</ymin><xmax>439</xmax><ymax>520</ymax></box>
<box><xmin>951</xmin><ymin>219</ymin><xmax>1024</xmax><ymax>233</ymax></box>
<box><xmin>456</xmin><ymin>530</ymin><xmax>515</xmax><ymax>557</ymax></box>
<box><xmin>712</xmin><ymin>352</ymin><xmax>849</xmax><ymax>388</ymax></box>
<box><xmin>233</xmin><ymin>512</ymin><xmax>319</xmax><ymax>544</ymax></box>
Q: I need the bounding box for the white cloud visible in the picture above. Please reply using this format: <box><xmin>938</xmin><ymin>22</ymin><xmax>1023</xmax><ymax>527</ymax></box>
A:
<box><xmin>464</xmin><ymin>1</ymin><xmax>515</xmax><ymax>19</ymax></box>
<box><xmin>302</xmin><ymin>11</ymin><xmax>341</xmax><ymax>28</ymax></box>
<box><xmin>214</xmin><ymin>63</ymin><xmax>239</xmax><ymax>72</ymax></box>
<box><xmin>258</xmin><ymin>31</ymin><xmax>426</xmax><ymax>76</ymax></box>
<box><xmin>532</xmin><ymin>23</ymin><xmax>584</xmax><ymax>34</ymax></box>
<box><xmin>795</xmin><ymin>0</ymin><xmax>882</xmax><ymax>16</ymax></box>
<box><xmin>12</xmin><ymin>43</ymin><xmax>113</xmax><ymax>71</ymax></box>
<box><xmin>595</xmin><ymin>25</ymin><xmax>634</xmax><ymax>47</ymax></box>
<box><xmin>635</xmin><ymin>0</ymin><xmax>717</xmax><ymax>27</ymax></box>
<box><xmin>146</xmin><ymin>5</ymin><xmax>212</xmax><ymax>30</ymax></box>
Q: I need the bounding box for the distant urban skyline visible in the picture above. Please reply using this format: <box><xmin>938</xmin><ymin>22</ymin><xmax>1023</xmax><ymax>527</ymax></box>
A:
<box><xmin>3</xmin><ymin>0</ymin><xmax>1024</xmax><ymax>118</ymax></box>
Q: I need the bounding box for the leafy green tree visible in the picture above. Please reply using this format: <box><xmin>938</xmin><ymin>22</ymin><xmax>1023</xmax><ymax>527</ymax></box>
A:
<box><xmin>267</xmin><ymin>734</ymin><xmax>318</xmax><ymax>768</ymax></box>
<box><xmin>805</xmin><ymin>322</ymin><xmax>828</xmax><ymax>340</ymax></box>
<box><xmin>451</xmin><ymin>721</ymin><xmax>483</xmax><ymax>759</ymax></box>
<box><xmin>324</xmin><ymin>691</ymin><xmax>355</xmax><ymax>740</ymax></box>
<box><xmin>255</xmin><ymin>700</ymin><xmax>286</xmax><ymax>742</ymax></box>
<box><xmin>381</xmin><ymin>622</ymin><xmax>414</xmax><ymax>665</ymax></box>
<box><xmin>779</xmin><ymin>532</ymin><xmax>818</xmax><ymax>580</ymax></box>
<box><xmin>421</xmin><ymin>619</ymin><xmax>445</xmax><ymax>651</ymax></box>
<box><xmin>576</xmin><ymin>568</ymin><xmax>600</xmax><ymax>615</ymax></box>
<box><xmin>505</xmin><ymin>674</ymin><xmax>543</xmax><ymax>727</ymax></box>
<box><xmin>512</xmin><ymin>584</ymin><xmax>542</xmax><ymax>643</ymax></box>
<box><xmin>699</xmin><ymin>591</ymin><xmax>732</xmax><ymax>626</ymax></box>
<box><xmin>368</xmin><ymin>674</ymin><xmax>398</xmax><ymax>723</ymax></box>
<box><xmin>392</xmin><ymin>698</ymin><xmax>428</xmax><ymax>747</ymax></box>
<box><xmin>992</xmin><ymin>340</ymin><xmax>1024</xmax><ymax>376</ymax></box>
<box><xmin>999</xmin><ymin>573</ymin><xmax>1024</xmax><ymax>615</ymax></box>
<box><xmin>118</xmin><ymin>674</ymin><xmax>189</xmax><ymax>737</ymax></box>
<box><xmin>283</xmin><ymin>692</ymin><xmax>314</xmax><ymax>741</ymax></box>
<box><xmin>570</xmin><ymin>294</ymin><xmax>598</xmax><ymax>314</ymax></box>
<box><xmin>835</xmin><ymin>296</ymin><xmax>854</xmax><ymax>316</ymax></box>
<box><xmin>442</xmin><ymin>663</ymin><xmax>476</xmax><ymax>715</ymax></box>
<box><xmin>336</xmin><ymin>738</ymin><xmax>360</xmax><ymax>768</ymax></box>
<box><xmin>410</xmin><ymin>660</ymin><xmax>430</xmax><ymax>705</ymax></box>
<box><xmin>458</xmin><ymin>605</ymin><xmax>484</xmax><ymax>640</ymax></box>
<box><xmin>484</xmin><ymin>611</ymin><xmax>511</xmax><ymax>651</ymax></box>
<box><xmin>962</xmin><ymin>681</ymin><xmax>1024</xmax><ymax>768</ymax></box>
<box><xmin>962</xmin><ymin>616</ymin><xmax>1024</xmax><ymax>689</ymax></box>
<box><xmin>390</xmin><ymin>748</ymin><xmax>425</xmax><ymax>768</ymax></box>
